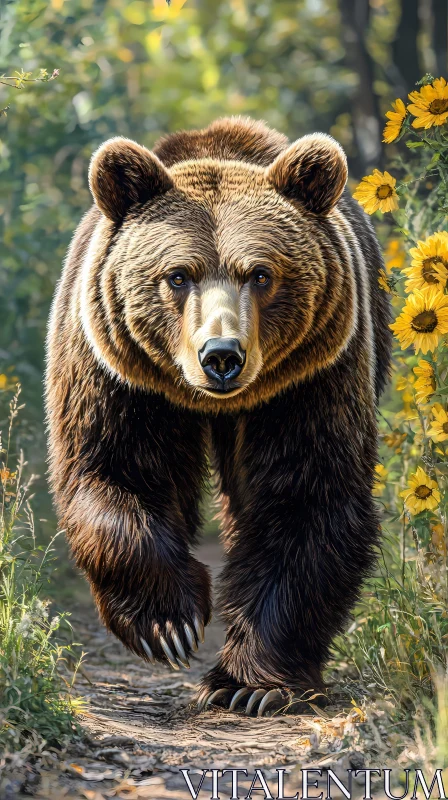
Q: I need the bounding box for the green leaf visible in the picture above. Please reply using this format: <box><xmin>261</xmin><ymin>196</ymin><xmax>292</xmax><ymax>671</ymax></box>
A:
<box><xmin>416</xmin><ymin>73</ymin><xmax>435</xmax><ymax>86</ymax></box>
<box><xmin>406</xmin><ymin>141</ymin><xmax>425</xmax><ymax>149</ymax></box>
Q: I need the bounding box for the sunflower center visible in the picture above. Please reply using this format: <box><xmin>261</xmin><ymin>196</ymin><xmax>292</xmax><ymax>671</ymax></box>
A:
<box><xmin>443</xmin><ymin>422</ymin><xmax>448</xmax><ymax>434</ymax></box>
<box><xmin>429</xmin><ymin>98</ymin><xmax>448</xmax><ymax>115</ymax></box>
<box><xmin>377</xmin><ymin>184</ymin><xmax>393</xmax><ymax>199</ymax></box>
<box><xmin>415</xmin><ymin>484</ymin><xmax>432</xmax><ymax>499</ymax></box>
<box><xmin>411</xmin><ymin>309</ymin><xmax>438</xmax><ymax>333</ymax></box>
<box><xmin>422</xmin><ymin>257</ymin><xmax>446</xmax><ymax>284</ymax></box>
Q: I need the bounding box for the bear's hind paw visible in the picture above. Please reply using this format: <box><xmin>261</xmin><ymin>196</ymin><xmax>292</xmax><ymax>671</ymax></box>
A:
<box><xmin>197</xmin><ymin>686</ymin><xmax>291</xmax><ymax>717</ymax></box>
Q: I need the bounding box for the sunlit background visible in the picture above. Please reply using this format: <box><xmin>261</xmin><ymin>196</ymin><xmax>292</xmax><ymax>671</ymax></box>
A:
<box><xmin>0</xmin><ymin>0</ymin><xmax>446</xmax><ymax>535</ymax></box>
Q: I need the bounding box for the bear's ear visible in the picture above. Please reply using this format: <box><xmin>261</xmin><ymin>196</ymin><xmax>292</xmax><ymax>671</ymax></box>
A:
<box><xmin>88</xmin><ymin>137</ymin><xmax>173</xmax><ymax>223</ymax></box>
<box><xmin>266</xmin><ymin>134</ymin><xmax>348</xmax><ymax>215</ymax></box>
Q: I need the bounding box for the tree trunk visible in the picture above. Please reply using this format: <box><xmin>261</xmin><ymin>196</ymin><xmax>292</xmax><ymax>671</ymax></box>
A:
<box><xmin>338</xmin><ymin>0</ymin><xmax>383</xmax><ymax>173</ymax></box>
<box><xmin>391</xmin><ymin>0</ymin><xmax>421</xmax><ymax>94</ymax></box>
<box><xmin>432</xmin><ymin>0</ymin><xmax>448</xmax><ymax>77</ymax></box>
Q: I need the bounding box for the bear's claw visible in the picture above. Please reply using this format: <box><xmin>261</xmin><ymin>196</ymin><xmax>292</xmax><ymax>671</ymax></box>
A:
<box><xmin>245</xmin><ymin>688</ymin><xmax>267</xmax><ymax>715</ymax></box>
<box><xmin>139</xmin><ymin>637</ymin><xmax>155</xmax><ymax>664</ymax></box>
<box><xmin>159</xmin><ymin>634</ymin><xmax>183</xmax><ymax>670</ymax></box>
<box><xmin>257</xmin><ymin>689</ymin><xmax>285</xmax><ymax>716</ymax></box>
<box><xmin>229</xmin><ymin>687</ymin><xmax>251</xmax><ymax>711</ymax></box>
<box><xmin>194</xmin><ymin>614</ymin><xmax>205</xmax><ymax>643</ymax></box>
<box><xmin>205</xmin><ymin>688</ymin><xmax>229</xmax><ymax>709</ymax></box>
<box><xmin>184</xmin><ymin>622</ymin><xmax>198</xmax><ymax>652</ymax></box>
<box><xmin>171</xmin><ymin>629</ymin><xmax>190</xmax><ymax>668</ymax></box>
<box><xmin>197</xmin><ymin>686</ymin><xmax>286</xmax><ymax>716</ymax></box>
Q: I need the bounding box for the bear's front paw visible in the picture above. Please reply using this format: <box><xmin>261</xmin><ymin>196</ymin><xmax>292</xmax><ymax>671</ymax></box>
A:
<box><xmin>138</xmin><ymin>615</ymin><xmax>206</xmax><ymax>670</ymax></box>
<box><xmin>94</xmin><ymin>556</ymin><xmax>212</xmax><ymax>670</ymax></box>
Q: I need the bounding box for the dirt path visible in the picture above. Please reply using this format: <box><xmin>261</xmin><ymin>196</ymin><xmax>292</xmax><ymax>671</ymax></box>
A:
<box><xmin>7</xmin><ymin>540</ymin><xmax>372</xmax><ymax>800</ymax></box>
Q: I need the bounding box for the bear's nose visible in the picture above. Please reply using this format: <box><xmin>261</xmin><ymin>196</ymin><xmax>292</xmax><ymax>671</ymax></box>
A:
<box><xmin>198</xmin><ymin>338</ymin><xmax>246</xmax><ymax>388</ymax></box>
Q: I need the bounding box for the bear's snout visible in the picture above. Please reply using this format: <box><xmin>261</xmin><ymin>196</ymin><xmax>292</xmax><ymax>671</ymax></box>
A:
<box><xmin>198</xmin><ymin>337</ymin><xmax>246</xmax><ymax>393</ymax></box>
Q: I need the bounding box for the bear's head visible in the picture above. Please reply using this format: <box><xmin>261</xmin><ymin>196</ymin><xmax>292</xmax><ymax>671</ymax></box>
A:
<box><xmin>83</xmin><ymin>119</ymin><xmax>355</xmax><ymax>412</ymax></box>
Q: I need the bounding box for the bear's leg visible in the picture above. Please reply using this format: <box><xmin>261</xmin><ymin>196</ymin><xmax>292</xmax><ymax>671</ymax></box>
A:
<box><xmin>197</xmin><ymin>384</ymin><xmax>379</xmax><ymax>714</ymax></box>
<box><xmin>48</xmin><ymin>371</ymin><xmax>212</xmax><ymax>669</ymax></box>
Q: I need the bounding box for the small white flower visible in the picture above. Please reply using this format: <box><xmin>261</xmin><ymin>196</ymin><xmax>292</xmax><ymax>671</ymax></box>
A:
<box><xmin>16</xmin><ymin>613</ymin><xmax>33</xmax><ymax>638</ymax></box>
<box><xmin>30</xmin><ymin>597</ymin><xmax>49</xmax><ymax>621</ymax></box>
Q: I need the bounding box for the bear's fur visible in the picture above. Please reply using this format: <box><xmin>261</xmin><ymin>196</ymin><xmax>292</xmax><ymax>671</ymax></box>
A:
<box><xmin>46</xmin><ymin>117</ymin><xmax>391</xmax><ymax>706</ymax></box>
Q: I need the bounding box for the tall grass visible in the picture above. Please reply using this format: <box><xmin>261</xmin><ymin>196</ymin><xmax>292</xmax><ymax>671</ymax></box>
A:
<box><xmin>0</xmin><ymin>386</ymin><xmax>82</xmax><ymax>751</ymax></box>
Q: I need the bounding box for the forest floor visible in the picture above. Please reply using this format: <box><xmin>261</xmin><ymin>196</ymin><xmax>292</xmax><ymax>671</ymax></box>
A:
<box><xmin>2</xmin><ymin>540</ymin><xmax>400</xmax><ymax>800</ymax></box>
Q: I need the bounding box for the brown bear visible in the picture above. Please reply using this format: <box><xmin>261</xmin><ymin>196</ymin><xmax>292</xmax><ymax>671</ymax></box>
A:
<box><xmin>45</xmin><ymin>117</ymin><xmax>391</xmax><ymax>716</ymax></box>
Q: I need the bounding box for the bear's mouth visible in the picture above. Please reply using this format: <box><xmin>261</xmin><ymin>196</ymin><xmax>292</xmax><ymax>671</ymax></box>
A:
<box><xmin>199</xmin><ymin>381</ymin><xmax>246</xmax><ymax>398</ymax></box>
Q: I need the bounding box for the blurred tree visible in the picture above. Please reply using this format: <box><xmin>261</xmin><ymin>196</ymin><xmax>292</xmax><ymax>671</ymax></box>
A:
<box><xmin>339</xmin><ymin>0</ymin><xmax>382</xmax><ymax>171</ymax></box>
<box><xmin>391</xmin><ymin>0</ymin><xmax>421</xmax><ymax>93</ymax></box>
<box><xmin>432</xmin><ymin>0</ymin><xmax>447</xmax><ymax>78</ymax></box>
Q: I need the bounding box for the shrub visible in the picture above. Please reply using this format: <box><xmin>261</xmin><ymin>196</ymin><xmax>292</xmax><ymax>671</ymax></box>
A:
<box><xmin>0</xmin><ymin>386</ymin><xmax>82</xmax><ymax>752</ymax></box>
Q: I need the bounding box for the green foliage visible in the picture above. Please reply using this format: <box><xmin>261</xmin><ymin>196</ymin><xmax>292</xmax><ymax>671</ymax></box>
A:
<box><xmin>0</xmin><ymin>388</ymin><xmax>82</xmax><ymax>750</ymax></box>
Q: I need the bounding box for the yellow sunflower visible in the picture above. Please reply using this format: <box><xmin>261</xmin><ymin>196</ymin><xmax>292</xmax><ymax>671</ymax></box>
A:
<box><xmin>400</xmin><ymin>466</ymin><xmax>440</xmax><ymax>515</ymax></box>
<box><xmin>413</xmin><ymin>359</ymin><xmax>436</xmax><ymax>404</ymax></box>
<box><xmin>431</xmin><ymin>521</ymin><xmax>446</xmax><ymax>555</ymax></box>
<box><xmin>427</xmin><ymin>403</ymin><xmax>448</xmax><ymax>442</ymax></box>
<box><xmin>403</xmin><ymin>231</ymin><xmax>448</xmax><ymax>293</ymax></box>
<box><xmin>395</xmin><ymin>374</ymin><xmax>416</xmax><ymax>418</ymax></box>
<box><xmin>385</xmin><ymin>238</ymin><xmax>406</xmax><ymax>271</ymax></box>
<box><xmin>383</xmin><ymin>98</ymin><xmax>407</xmax><ymax>143</ymax></box>
<box><xmin>396</xmin><ymin>375</ymin><xmax>414</xmax><ymax>391</ymax></box>
<box><xmin>408</xmin><ymin>77</ymin><xmax>448</xmax><ymax>129</ymax></box>
<box><xmin>378</xmin><ymin>268</ymin><xmax>392</xmax><ymax>293</ymax></box>
<box><xmin>353</xmin><ymin>170</ymin><xmax>399</xmax><ymax>215</ymax></box>
<box><xmin>382</xmin><ymin>431</ymin><xmax>407</xmax><ymax>453</ymax></box>
<box><xmin>390</xmin><ymin>286</ymin><xmax>448</xmax><ymax>354</ymax></box>
<box><xmin>373</xmin><ymin>463</ymin><xmax>388</xmax><ymax>496</ymax></box>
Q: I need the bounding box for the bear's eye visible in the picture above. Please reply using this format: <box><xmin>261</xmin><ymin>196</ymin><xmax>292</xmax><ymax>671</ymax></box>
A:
<box><xmin>170</xmin><ymin>272</ymin><xmax>188</xmax><ymax>288</ymax></box>
<box><xmin>253</xmin><ymin>269</ymin><xmax>270</xmax><ymax>286</ymax></box>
